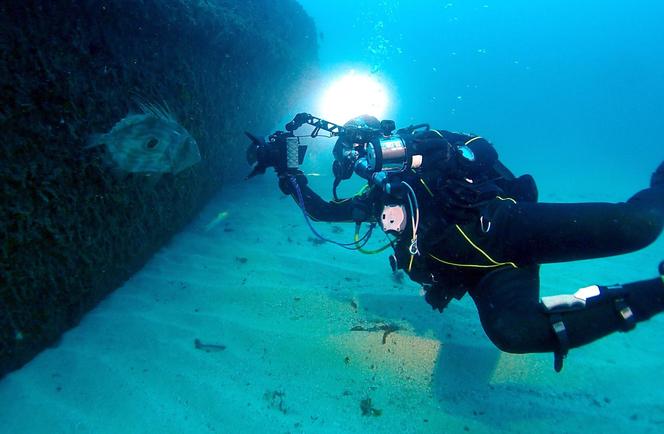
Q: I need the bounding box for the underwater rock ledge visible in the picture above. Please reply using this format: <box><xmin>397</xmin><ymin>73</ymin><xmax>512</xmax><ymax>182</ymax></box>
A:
<box><xmin>0</xmin><ymin>0</ymin><xmax>317</xmax><ymax>378</ymax></box>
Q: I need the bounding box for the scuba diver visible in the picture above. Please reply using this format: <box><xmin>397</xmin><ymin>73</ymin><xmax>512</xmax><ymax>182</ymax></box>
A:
<box><xmin>245</xmin><ymin>113</ymin><xmax>664</xmax><ymax>371</ymax></box>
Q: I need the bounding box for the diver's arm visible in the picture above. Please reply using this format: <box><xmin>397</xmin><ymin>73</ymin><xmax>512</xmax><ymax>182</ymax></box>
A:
<box><xmin>278</xmin><ymin>170</ymin><xmax>374</xmax><ymax>223</ymax></box>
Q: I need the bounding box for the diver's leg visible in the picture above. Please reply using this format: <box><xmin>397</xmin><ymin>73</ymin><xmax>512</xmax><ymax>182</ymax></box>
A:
<box><xmin>470</xmin><ymin>265</ymin><xmax>664</xmax><ymax>370</ymax></box>
<box><xmin>489</xmin><ymin>181</ymin><xmax>664</xmax><ymax>264</ymax></box>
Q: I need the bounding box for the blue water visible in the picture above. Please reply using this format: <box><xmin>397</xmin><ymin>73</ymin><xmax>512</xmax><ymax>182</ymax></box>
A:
<box><xmin>297</xmin><ymin>0</ymin><xmax>664</xmax><ymax>196</ymax></box>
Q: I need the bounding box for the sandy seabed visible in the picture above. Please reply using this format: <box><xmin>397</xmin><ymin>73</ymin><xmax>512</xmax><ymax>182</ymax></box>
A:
<box><xmin>1</xmin><ymin>174</ymin><xmax>663</xmax><ymax>434</ymax></box>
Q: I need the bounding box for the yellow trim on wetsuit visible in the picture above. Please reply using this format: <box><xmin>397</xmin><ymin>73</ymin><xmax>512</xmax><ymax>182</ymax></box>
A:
<box><xmin>409</xmin><ymin>147</ymin><xmax>524</xmax><ymax>270</ymax></box>
<box><xmin>453</xmin><ymin>225</ymin><xmax>517</xmax><ymax>268</ymax></box>
<box><xmin>426</xmin><ymin>222</ymin><xmax>518</xmax><ymax>270</ymax></box>
<box><xmin>408</xmin><ymin>180</ymin><xmax>519</xmax><ymax>269</ymax></box>
<box><xmin>419</xmin><ymin>178</ymin><xmax>435</xmax><ymax>197</ymax></box>
<box><xmin>428</xmin><ymin>254</ymin><xmax>512</xmax><ymax>269</ymax></box>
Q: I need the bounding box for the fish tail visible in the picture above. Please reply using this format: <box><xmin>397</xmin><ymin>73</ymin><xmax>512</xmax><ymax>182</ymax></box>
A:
<box><xmin>84</xmin><ymin>133</ymin><xmax>105</xmax><ymax>149</ymax></box>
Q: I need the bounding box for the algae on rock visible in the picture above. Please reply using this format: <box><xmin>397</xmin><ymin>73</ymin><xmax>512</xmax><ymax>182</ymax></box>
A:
<box><xmin>0</xmin><ymin>0</ymin><xmax>318</xmax><ymax>378</ymax></box>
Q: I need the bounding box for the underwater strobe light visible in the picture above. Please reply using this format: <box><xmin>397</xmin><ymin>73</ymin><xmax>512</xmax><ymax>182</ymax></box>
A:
<box><xmin>319</xmin><ymin>70</ymin><xmax>390</xmax><ymax>124</ymax></box>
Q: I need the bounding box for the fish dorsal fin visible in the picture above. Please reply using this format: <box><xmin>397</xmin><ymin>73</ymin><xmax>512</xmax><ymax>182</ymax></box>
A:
<box><xmin>107</xmin><ymin>113</ymin><xmax>150</xmax><ymax>134</ymax></box>
<box><xmin>131</xmin><ymin>93</ymin><xmax>176</xmax><ymax>123</ymax></box>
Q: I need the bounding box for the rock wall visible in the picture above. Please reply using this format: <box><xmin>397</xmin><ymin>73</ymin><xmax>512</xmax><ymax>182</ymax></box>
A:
<box><xmin>0</xmin><ymin>0</ymin><xmax>317</xmax><ymax>378</ymax></box>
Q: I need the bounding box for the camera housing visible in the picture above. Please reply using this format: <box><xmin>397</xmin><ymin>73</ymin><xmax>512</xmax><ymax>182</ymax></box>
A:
<box><xmin>246</xmin><ymin>113</ymin><xmax>432</xmax><ymax>196</ymax></box>
<box><xmin>245</xmin><ymin>130</ymin><xmax>307</xmax><ymax>178</ymax></box>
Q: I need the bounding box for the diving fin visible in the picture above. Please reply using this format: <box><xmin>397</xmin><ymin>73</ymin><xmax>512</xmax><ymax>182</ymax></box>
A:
<box><xmin>651</xmin><ymin>161</ymin><xmax>664</xmax><ymax>187</ymax></box>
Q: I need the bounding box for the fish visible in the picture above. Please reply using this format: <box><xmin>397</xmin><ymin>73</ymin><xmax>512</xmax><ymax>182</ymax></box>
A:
<box><xmin>194</xmin><ymin>338</ymin><xmax>226</xmax><ymax>353</ymax></box>
<box><xmin>88</xmin><ymin>100</ymin><xmax>201</xmax><ymax>175</ymax></box>
<box><xmin>203</xmin><ymin>211</ymin><xmax>229</xmax><ymax>232</ymax></box>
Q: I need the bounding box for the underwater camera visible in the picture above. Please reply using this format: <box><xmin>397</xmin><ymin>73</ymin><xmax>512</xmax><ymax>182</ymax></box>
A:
<box><xmin>246</xmin><ymin>113</ymin><xmax>432</xmax><ymax>198</ymax></box>
<box><xmin>245</xmin><ymin>113</ymin><xmax>435</xmax><ymax>252</ymax></box>
<box><xmin>245</xmin><ymin>130</ymin><xmax>308</xmax><ymax>179</ymax></box>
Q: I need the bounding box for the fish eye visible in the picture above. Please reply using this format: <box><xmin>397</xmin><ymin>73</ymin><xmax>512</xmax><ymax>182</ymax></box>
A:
<box><xmin>146</xmin><ymin>138</ymin><xmax>158</xmax><ymax>149</ymax></box>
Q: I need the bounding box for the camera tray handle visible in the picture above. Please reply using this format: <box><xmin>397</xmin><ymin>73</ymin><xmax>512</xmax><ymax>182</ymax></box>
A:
<box><xmin>285</xmin><ymin>113</ymin><xmax>346</xmax><ymax>138</ymax></box>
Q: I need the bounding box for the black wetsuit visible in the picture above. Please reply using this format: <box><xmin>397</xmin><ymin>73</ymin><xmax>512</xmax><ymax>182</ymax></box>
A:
<box><xmin>280</xmin><ymin>130</ymin><xmax>664</xmax><ymax>368</ymax></box>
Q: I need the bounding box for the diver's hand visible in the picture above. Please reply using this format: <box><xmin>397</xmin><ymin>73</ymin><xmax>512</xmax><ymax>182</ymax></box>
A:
<box><xmin>278</xmin><ymin>169</ymin><xmax>308</xmax><ymax>195</ymax></box>
<box><xmin>423</xmin><ymin>284</ymin><xmax>454</xmax><ymax>312</ymax></box>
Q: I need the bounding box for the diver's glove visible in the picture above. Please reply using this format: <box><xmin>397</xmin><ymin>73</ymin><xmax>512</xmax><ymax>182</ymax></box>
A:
<box><xmin>423</xmin><ymin>283</ymin><xmax>455</xmax><ymax>313</ymax></box>
<box><xmin>278</xmin><ymin>169</ymin><xmax>308</xmax><ymax>195</ymax></box>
